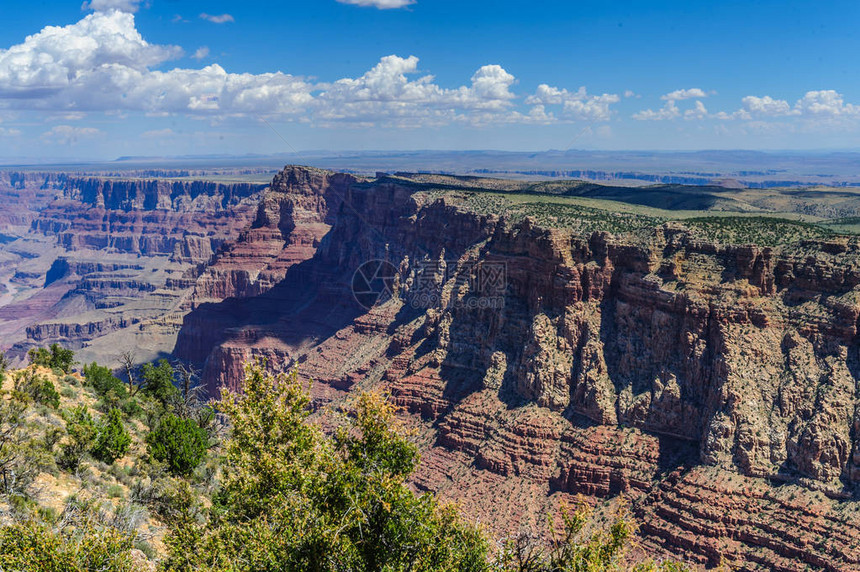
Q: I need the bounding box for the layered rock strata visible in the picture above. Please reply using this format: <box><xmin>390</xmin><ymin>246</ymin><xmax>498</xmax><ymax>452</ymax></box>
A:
<box><xmin>0</xmin><ymin>173</ymin><xmax>268</xmax><ymax>364</ymax></box>
<box><xmin>174</xmin><ymin>166</ymin><xmax>860</xmax><ymax>570</ymax></box>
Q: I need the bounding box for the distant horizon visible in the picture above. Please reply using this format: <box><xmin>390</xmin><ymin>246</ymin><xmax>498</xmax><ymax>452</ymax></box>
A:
<box><xmin>4</xmin><ymin>147</ymin><xmax>860</xmax><ymax>167</ymax></box>
<box><xmin>4</xmin><ymin>148</ymin><xmax>860</xmax><ymax>189</ymax></box>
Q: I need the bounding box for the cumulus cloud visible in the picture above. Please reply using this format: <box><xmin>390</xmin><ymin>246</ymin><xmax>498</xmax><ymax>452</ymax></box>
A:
<box><xmin>0</xmin><ymin>127</ymin><xmax>21</xmax><ymax>137</ymax></box>
<box><xmin>634</xmin><ymin>88</ymin><xmax>710</xmax><ymax>120</ymax></box>
<box><xmin>336</xmin><ymin>0</ymin><xmax>416</xmax><ymax>8</ymax></box>
<box><xmin>718</xmin><ymin>90</ymin><xmax>860</xmax><ymax>121</ymax></box>
<box><xmin>525</xmin><ymin>85</ymin><xmax>619</xmax><ymax>121</ymax></box>
<box><xmin>0</xmin><ymin>12</ymin><xmax>314</xmax><ymax>116</ymax></box>
<box><xmin>82</xmin><ymin>0</ymin><xmax>143</xmax><ymax>13</ymax></box>
<box><xmin>633</xmin><ymin>101</ymin><xmax>680</xmax><ymax>121</ymax></box>
<box><xmin>199</xmin><ymin>13</ymin><xmax>234</xmax><ymax>24</ymax></box>
<box><xmin>0</xmin><ymin>11</ymin><xmax>614</xmax><ymax>129</ymax></box>
<box><xmin>796</xmin><ymin>90</ymin><xmax>860</xmax><ymax>117</ymax></box>
<box><xmin>662</xmin><ymin>88</ymin><xmax>707</xmax><ymax>101</ymax></box>
<box><xmin>0</xmin><ymin>11</ymin><xmax>181</xmax><ymax>98</ymax></box>
<box><xmin>41</xmin><ymin>125</ymin><xmax>102</xmax><ymax>144</ymax></box>
<box><xmin>740</xmin><ymin>95</ymin><xmax>792</xmax><ymax>117</ymax></box>
<box><xmin>684</xmin><ymin>100</ymin><xmax>708</xmax><ymax>120</ymax></box>
<box><xmin>191</xmin><ymin>46</ymin><xmax>210</xmax><ymax>60</ymax></box>
<box><xmin>313</xmin><ymin>56</ymin><xmax>519</xmax><ymax>126</ymax></box>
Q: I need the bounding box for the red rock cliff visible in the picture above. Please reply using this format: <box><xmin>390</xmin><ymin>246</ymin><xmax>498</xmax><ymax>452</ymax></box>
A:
<box><xmin>174</xmin><ymin>166</ymin><xmax>860</xmax><ymax>571</ymax></box>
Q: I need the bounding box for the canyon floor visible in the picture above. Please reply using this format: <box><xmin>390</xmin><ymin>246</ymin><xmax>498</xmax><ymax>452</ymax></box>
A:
<box><xmin>2</xmin><ymin>165</ymin><xmax>860</xmax><ymax>570</ymax></box>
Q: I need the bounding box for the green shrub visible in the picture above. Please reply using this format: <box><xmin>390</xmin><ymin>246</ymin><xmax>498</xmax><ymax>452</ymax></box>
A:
<box><xmin>0</xmin><ymin>398</ymin><xmax>40</xmax><ymax>495</ymax></box>
<box><xmin>134</xmin><ymin>540</ymin><xmax>155</xmax><ymax>560</ymax></box>
<box><xmin>8</xmin><ymin>493</ymin><xmax>36</xmax><ymax>517</ymax></box>
<box><xmin>133</xmin><ymin>477</ymin><xmax>200</xmax><ymax>524</ymax></box>
<box><xmin>58</xmin><ymin>406</ymin><xmax>97</xmax><ymax>471</ymax></box>
<box><xmin>27</xmin><ymin>347</ymin><xmax>52</xmax><ymax>368</ymax></box>
<box><xmin>14</xmin><ymin>370</ymin><xmax>60</xmax><ymax>409</ymax></box>
<box><xmin>92</xmin><ymin>408</ymin><xmax>131</xmax><ymax>465</ymax></box>
<box><xmin>146</xmin><ymin>413</ymin><xmax>208</xmax><ymax>476</ymax></box>
<box><xmin>163</xmin><ymin>363</ymin><xmax>491</xmax><ymax>572</ymax></box>
<box><xmin>0</xmin><ymin>518</ymin><xmax>135</xmax><ymax>572</ymax></box>
<box><xmin>28</xmin><ymin>344</ymin><xmax>75</xmax><ymax>374</ymax></box>
<box><xmin>140</xmin><ymin>359</ymin><xmax>179</xmax><ymax>404</ymax></box>
<box><xmin>119</xmin><ymin>398</ymin><xmax>142</xmax><ymax>419</ymax></box>
<box><xmin>83</xmin><ymin>362</ymin><xmax>127</xmax><ymax>399</ymax></box>
<box><xmin>95</xmin><ymin>391</ymin><xmax>122</xmax><ymax>415</ymax></box>
<box><xmin>161</xmin><ymin>362</ymin><xmax>689</xmax><ymax>572</ymax></box>
<box><xmin>43</xmin><ymin>427</ymin><xmax>64</xmax><ymax>451</ymax></box>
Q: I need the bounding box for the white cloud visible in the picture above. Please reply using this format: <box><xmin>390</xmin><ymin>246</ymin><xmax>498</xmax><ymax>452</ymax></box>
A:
<box><xmin>795</xmin><ymin>90</ymin><xmax>859</xmax><ymax>117</ymax></box>
<box><xmin>0</xmin><ymin>11</ymin><xmax>181</xmax><ymax>98</ymax></box>
<box><xmin>199</xmin><ymin>13</ymin><xmax>234</xmax><ymax>24</ymax></box>
<box><xmin>45</xmin><ymin>112</ymin><xmax>87</xmax><ymax>121</ymax></box>
<box><xmin>336</xmin><ymin>0</ymin><xmax>416</xmax><ymax>9</ymax></box>
<box><xmin>41</xmin><ymin>125</ymin><xmax>102</xmax><ymax>144</ymax></box>
<box><xmin>0</xmin><ymin>12</ymin><xmax>314</xmax><ymax>116</ymax></box>
<box><xmin>741</xmin><ymin>95</ymin><xmax>792</xmax><ymax>117</ymax></box>
<box><xmin>468</xmin><ymin>65</ymin><xmax>516</xmax><ymax>104</ymax></box>
<box><xmin>634</xmin><ymin>88</ymin><xmax>711</xmax><ymax>121</ymax></box>
<box><xmin>633</xmin><ymin>101</ymin><xmax>680</xmax><ymax>121</ymax></box>
<box><xmin>0</xmin><ymin>127</ymin><xmax>21</xmax><ymax>137</ymax></box>
<box><xmin>526</xmin><ymin>85</ymin><xmax>619</xmax><ymax>121</ymax></box>
<box><xmin>191</xmin><ymin>46</ymin><xmax>210</xmax><ymax>60</ymax></box>
<box><xmin>524</xmin><ymin>104</ymin><xmax>554</xmax><ymax>124</ymax></box>
<box><xmin>0</xmin><ymin>11</ymin><xmax>610</xmax><ymax>129</ymax></box>
<box><xmin>662</xmin><ymin>88</ymin><xmax>707</xmax><ymax>101</ymax></box>
<box><xmin>314</xmin><ymin>56</ymin><xmax>520</xmax><ymax>126</ymax></box>
<box><xmin>684</xmin><ymin>100</ymin><xmax>708</xmax><ymax>120</ymax></box>
<box><xmin>719</xmin><ymin>91</ymin><xmax>860</xmax><ymax>121</ymax></box>
<box><xmin>82</xmin><ymin>0</ymin><xmax>143</xmax><ymax>13</ymax></box>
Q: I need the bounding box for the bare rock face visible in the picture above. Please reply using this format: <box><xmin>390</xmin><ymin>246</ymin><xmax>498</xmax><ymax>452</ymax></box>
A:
<box><xmin>0</xmin><ymin>172</ymin><xmax>65</xmax><ymax>231</ymax></box>
<box><xmin>175</xmin><ymin>166</ymin><xmax>860</xmax><ymax>570</ymax></box>
<box><xmin>31</xmin><ymin>177</ymin><xmax>265</xmax><ymax>262</ymax></box>
<box><xmin>0</xmin><ymin>173</ymin><xmax>268</xmax><ymax>364</ymax></box>
<box><xmin>186</xmin><ymin>166</ymin><xmax>354</xmax><ymax>306</ymax></box>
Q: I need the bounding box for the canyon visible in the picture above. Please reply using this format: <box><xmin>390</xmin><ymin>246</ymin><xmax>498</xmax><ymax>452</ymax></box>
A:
<box><xmin>0</xmin><ymin>171</ymin><xmax>266</xmax><ymax>364</ymax></box>
<box><xmin>175</xmin><ymin>167</ymin><xmax>860</xmax><ymax>571</ymax></box>
<box><xmin>3</xmin><ymin>165</ymin><xmax>860</xmax><ymax>570</ymax></box>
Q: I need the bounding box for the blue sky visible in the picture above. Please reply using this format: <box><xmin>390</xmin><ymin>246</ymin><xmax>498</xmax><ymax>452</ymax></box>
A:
<box><xmin>1</xmin><ymin>0</ymin><xmax>859</xmax><ymax>159</ymax></box>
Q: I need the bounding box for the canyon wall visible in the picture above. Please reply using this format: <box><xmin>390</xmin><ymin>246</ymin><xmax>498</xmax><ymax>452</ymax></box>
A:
<box><xmin>0</xmin><ymin>172</ymin><xmax>65</xmax><ymax>231</ymax></box>
<box><xmin>174</xmin><ymin>166</ymin><xmax>860</xmax><ymax>571</ymax></box>
<box><xmin>0</xmin><ymin>173</ymin><xmax>268</xmax><ymax>364</ymax></box>
<box><xmin>186</xmin><ymin>167</ymin><xmax>354</xmax><ymax>306</ymax></box>
<box><xmin>30</xmin><ymin>177</ymin><xmax>266</xmax><ymax>262</ymax></box>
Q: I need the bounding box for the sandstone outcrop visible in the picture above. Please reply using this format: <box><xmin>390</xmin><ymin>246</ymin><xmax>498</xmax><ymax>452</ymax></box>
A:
<box><xmin>185</xmin><ymin>166</ymin><xmax>355</xmax><ymax>306</ymax></box>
